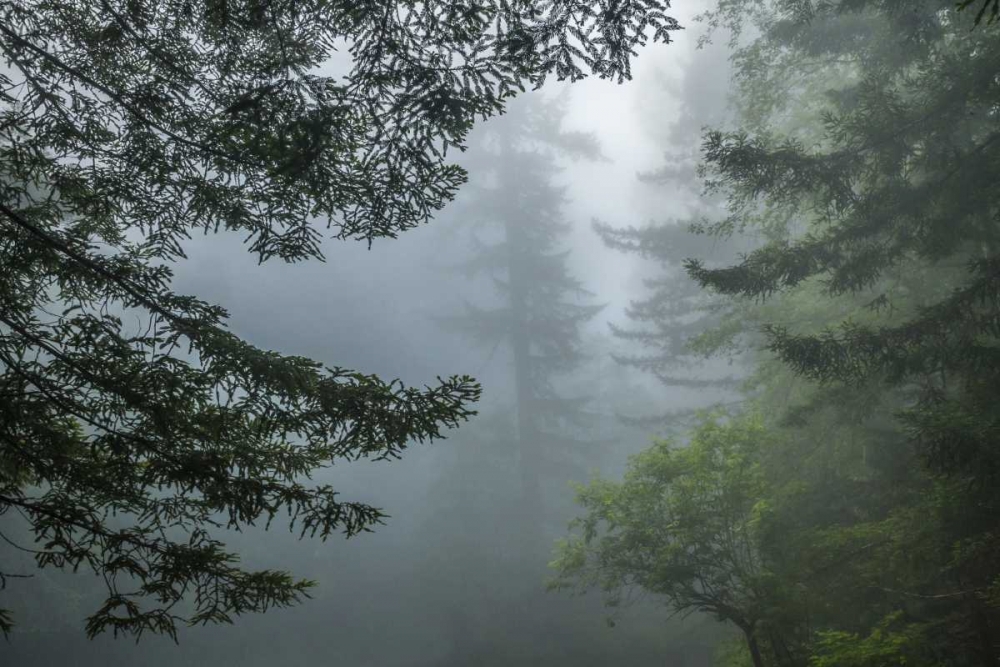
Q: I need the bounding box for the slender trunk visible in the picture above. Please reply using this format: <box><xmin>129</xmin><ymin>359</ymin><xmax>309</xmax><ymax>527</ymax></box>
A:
<box><xmin>744</xmin><ymin>630</ymin><xmax>765</xmax><ymax>667</ymax></box>
<box><xmin>971</xmin><ymin>597</ymin><xmax>997</xmax><ymax>666</ymax></box>
<box><xmin>504</xmin><ymin>214</ymin><xmax>543</xmax><ymax>553</ymax></box>
<box><xmin>500</xmin><ymin>159</ymin><xmax>549</xmax><ymax>660</ymax></box>
<box><xmin>498</xmin><ymin>139</ymin><xmax>543</xmax><ymax>553</ymax></box>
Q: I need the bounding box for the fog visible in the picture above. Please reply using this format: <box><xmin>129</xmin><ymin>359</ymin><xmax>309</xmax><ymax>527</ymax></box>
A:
<box><xmin>8</xmin><ymin>1</ymin><xmax>991</xmax><ymax>666</ymax></box>
<box><xmin>3</xmin><ymin>3</ymin><xmax>734</xmax><ymax>664</ymax></box>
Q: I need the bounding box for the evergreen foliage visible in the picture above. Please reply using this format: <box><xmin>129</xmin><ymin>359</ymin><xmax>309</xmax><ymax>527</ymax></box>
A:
<box><xmin>0</xmin><ymin>0</ymin><xmax>678</xmax><ymax>640</ymax></box>
<box><xmin>688</xmin><ymin>0</ymin><xmax>1000</xmax><ymax>482</ymax></box>
<box><xmin>597</xmin><ymin>222</ymin><xmax>743</xmax><ymax>391</ymax></box>
<box><xmin>556</xmin><ymin>1</ymin><xmax>1000</xmax><ymax>665</ymax></box>
<box><xmin>593</xmin><ymin>44</ymin><xmax>749</xmax><ymax>426</ymax></box>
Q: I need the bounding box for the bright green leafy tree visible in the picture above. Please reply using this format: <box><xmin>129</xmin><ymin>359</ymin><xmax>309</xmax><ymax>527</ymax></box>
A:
<box><xmin>551</xmin><ymin>415</ymin><xmax>777</xmax><ymax>667</ymax></box>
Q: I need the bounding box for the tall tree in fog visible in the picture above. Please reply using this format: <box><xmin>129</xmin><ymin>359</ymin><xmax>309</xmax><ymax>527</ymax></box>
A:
<box><xmin>0</xmin><ymin>0</ymin><xmax>680</xmax><ymax>639</ymax></box>
<box><xmin>595</xmin><ymin>41</ymin><xmax>747</xmax><ymax>426</ymax></box>
<box><xmin>683</xmin><ymin>1</ymin><xmax>1000</xmax><ymax>660</ymax></box>
<box><xmin>444</xmin><ymin>96</ymin><xmax>605</xmax><ymax>546</ymax></box>
<box><xmin>422</xmin><ymin>95</ymin><xmax>625</xmax><ymax>666</ymax></box>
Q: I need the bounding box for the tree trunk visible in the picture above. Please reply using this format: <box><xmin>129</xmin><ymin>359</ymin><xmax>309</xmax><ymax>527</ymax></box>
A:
<box><xmin>504</xmin><ymin>204</ymin><xmax>544</xmax><ymax>555</ymax></box>
<box><xmin>744</xmin><ymin>630</ymin><xmax>766</xmax><ymax>667</ymax></box>
<box><xmin>971</xmin><ymin>596</ymin><xmax>997</xmax><ymax>666</ymax></box>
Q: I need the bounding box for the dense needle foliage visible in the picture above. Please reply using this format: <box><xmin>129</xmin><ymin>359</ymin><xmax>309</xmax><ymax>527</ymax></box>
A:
<box><xmin>0</xmin><ymin>0</ymin><xmax>679</xmax><ymax>640</ymax></box>
<box><xmin>555</xmin><ymin>1</ymin><xmax>1000</xmax><ymax>665</ymax></box>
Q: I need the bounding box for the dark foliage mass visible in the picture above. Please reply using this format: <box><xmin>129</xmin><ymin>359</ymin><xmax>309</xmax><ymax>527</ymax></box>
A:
<box><xmin>556</xmin><ymin>2</ymin><xmax>1000</xmax><ymax>666</ymax></box>
<box><xmin>0</xmin><ymin>0</ymin><xmax>677</xmax><ymax>640</ymax></box>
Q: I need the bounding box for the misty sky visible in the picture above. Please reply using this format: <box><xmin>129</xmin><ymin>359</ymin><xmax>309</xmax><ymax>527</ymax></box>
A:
<box><xmin>173</xmin><ymin>2</ymin><xmax>720</xmax><ymax>374</ymax></box>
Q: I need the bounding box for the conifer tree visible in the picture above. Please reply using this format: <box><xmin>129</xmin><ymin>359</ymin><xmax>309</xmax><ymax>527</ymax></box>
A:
<box><xmin>682</xmin><ymin>2</ymin><xmax>1000</xmax><ymax>659</ymax></box>
<box><xmin>687</xmin><ymin>0</ymin><xmax>1000</xmax><ymax>485</ymax></box>
<box><xmin>426</xmin><ymin>94</ymin><xmax>617</xmax><ymax>665</ymax></box>
<box><xmin>444</xmin><ymin>95</ymin><xmax>607</xmax><ymax>544</ymax></box>
<box><xmin>557</xmin><ymin>3</ymin><xmax>1000</xmax><ymax>665</ymax></box>
<box><xmin>0</xmin><ymin>0</ymin><xmax>678</xmax><ymax>639</ymax></box>
<box><xmin>594</xmin><ymin>41</ymin><xmax>748</xmax><ymax>426</ymax></box>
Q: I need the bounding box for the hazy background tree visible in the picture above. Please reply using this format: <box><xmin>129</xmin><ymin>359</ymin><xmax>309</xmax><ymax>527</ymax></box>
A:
<box><xmin>442</xmin><ymin>95</ymin><xmax>607</xmax><ymax>544</ymax></box>
<box><xmin>418</xmin><ymin>94</ymin><xmax>696</xmax><ymax>666</ymax></box>
<box><xmin>595</xmin><ymin>34</ymin><xmax>749</xmax><ymax>431</ymax></box>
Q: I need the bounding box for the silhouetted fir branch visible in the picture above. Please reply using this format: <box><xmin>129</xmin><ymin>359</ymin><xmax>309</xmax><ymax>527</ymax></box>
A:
<box><xmin>959</xmin><ymin>0</ymin><xmax>1000</xmax><ymax>25</ymax></box>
